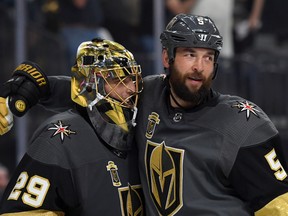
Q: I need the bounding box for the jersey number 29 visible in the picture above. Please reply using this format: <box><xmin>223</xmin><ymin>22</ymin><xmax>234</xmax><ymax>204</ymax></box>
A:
<box><xmin>7</xmin><ymin>171</ymin><xmax>50</xmax><ymax>208</ymax></box>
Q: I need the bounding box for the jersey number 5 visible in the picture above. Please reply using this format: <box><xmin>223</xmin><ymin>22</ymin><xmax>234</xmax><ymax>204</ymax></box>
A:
<box><xmin>7</xmin><ymin>171</ymin><xmax>50</xmax><ymax>208</ymax></box>
<box><xmin>265</xmin><ymin>148</ymin><xmax>288</xmax><ymax>181</ymax></box>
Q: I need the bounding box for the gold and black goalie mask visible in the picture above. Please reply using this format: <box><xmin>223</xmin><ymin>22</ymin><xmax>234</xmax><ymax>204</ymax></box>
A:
<box><xmin>71</xmin><ymin>38</ymin><xmax>143</xmax><ymax>150</ymax></box>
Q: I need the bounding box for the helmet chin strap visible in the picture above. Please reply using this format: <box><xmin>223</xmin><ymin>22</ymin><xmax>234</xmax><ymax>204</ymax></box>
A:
<box><xmin>88</xmin><ymin>93</ymin><xmax>104</xmax><ymax>111</ymax></box>
<box><xmin>169</xmin><ymin>90</ymin><xmax>185</xmax><ymax>109</ymax></box>
<box><xmin>131</xmin><ymin>106</ymin><xmax>137</xmax><ymax>127</ymax></box>
<box><xmin>212</xmin><ymin>62</ymin><xmax>218</xmax><ymax>80</ymax></box>
<box><xmin>166</xmin><ymin>78</ymin><xmax>186</xmax><ymax>109</ymax></box>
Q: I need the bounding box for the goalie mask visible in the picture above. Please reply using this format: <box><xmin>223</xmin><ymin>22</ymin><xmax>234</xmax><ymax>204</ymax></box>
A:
<box><xmin>71</xmin><ymin>38</ymin><xmax>143</xmax><ymax>151</ymax></box>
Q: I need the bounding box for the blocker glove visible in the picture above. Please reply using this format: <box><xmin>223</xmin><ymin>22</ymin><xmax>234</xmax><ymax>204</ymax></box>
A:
<box><xmin>0</xmin><ymin>61</ymin><xmax>50</xmax><ymax>135</ymax></box>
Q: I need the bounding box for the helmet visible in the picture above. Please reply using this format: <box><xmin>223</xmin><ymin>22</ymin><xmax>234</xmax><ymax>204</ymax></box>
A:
<box><xmin>160</xmin><ymin>14</ymin><xmax>223</xmax><ymax>63</ymax></box>
<box><xmin>71</xmin><ymin>38</ymin><xmax>142</xmax><ymax>110</ymax></box>
<box><xmin>71</xmin><ymin>38</ymin><xmax>143</xmax><ymax>152</ymax></box>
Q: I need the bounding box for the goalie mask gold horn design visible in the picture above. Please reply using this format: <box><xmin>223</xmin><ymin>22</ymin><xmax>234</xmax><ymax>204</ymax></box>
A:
<box><xmin>71</xmin><ymin>38</ymin><xmax>143</xmax><ymax>152</ymax></box>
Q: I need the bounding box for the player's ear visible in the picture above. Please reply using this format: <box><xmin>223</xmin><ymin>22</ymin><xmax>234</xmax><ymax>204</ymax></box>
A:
<box><xmin>162</xmin><ymin>49</ymin><xmax>169</xmax><ymax>68</ymax></box>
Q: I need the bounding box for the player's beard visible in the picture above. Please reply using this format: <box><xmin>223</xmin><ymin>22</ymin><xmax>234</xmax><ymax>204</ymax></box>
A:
<box><xmin>169</xmin><ymin>65</ymin><xmax>213</xmax><ymax>106</ymax></box>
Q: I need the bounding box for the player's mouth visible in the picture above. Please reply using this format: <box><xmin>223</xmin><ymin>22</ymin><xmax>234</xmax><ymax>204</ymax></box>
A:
<box><xmin>187</xmin><ymin>76</ymin><xmax>203</xmax><ymax>85</ymax></box>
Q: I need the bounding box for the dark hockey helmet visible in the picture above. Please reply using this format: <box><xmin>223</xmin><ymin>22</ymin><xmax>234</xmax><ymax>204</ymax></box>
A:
<box><xmin>71</xmin><ymin>38</ymin><xmax>143</xmax><ymax>151</ymax></box>
<box><xmin>160</xmin><ymin>14</ymin><xmax>223</xmax><ymax>63</ymax></box>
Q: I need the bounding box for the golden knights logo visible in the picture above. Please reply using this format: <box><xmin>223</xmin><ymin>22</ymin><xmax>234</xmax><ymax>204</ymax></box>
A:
<box><xmin>48</xmin><ymin>120</ymin><xmax>76</xmax><ymax>143</ymax></box>
<box><xmin>146</xmin><ymin>112</ymin><xmax>160</xmax><ymax>139</ymax></box>
<box><xmin>145</xmin><ymin>140</ymin><xmax>184</xmax><ymax>215</ymax></box>
<box><xmin>231</xmin><ymin>101</ymin><xmax>260</xmax><ymax>120</ymax></box>
<box><xmin>118</xmin><ymin>185</ymin><xmax>145</xmax><ymax>216</ymax></box>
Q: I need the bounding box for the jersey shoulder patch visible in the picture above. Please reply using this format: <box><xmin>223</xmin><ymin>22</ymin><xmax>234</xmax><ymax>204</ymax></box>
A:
<box><xmin>200</xmin><ymin>94</ymin><xmax>278</xmax><ymax>147</ymax></box>
<box><xmin>27</xmin><ymin>110</ymin><xmax>96</xmax><ymax>168</ymax></box>
<box><xmin>218</xmin><ymin>94</ymin><xmax>269</xmax><ymax>122</ymax></box>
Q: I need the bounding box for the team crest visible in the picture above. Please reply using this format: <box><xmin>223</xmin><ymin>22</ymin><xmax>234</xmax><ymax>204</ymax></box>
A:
<box><xmin>232</xmin><ymin>101</ymin><xmax>260</xmax><ymax>120</ymax></box>
<box><xmin>118</xmin><ymin>184</ymin><xmax>145</xmax><ymax>216</ymax></box>
<box><xmin>48</xmin><ymin>120</ymin><xmax>76</xmax><ymax>142</ymax></box>
<box><xmin>145</xmin><ymin>112</ymin><xmax>160</xmax><ymax>139</ymax></box>
<box><xmin>145</xmin><ymin>140</ymin><xmax>184</xmax><ymax>215</ymax></box>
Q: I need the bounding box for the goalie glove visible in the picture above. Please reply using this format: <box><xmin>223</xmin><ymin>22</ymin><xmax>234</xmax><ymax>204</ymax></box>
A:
<box><xmin>0</xmin><ymin>61</ymin><xmax>50</xmax><ymax>117</ymax></box>
<box><xmin>0</xmin><ymin>97</ymin><xmax>13</xmax><ymax>135</ymax></box>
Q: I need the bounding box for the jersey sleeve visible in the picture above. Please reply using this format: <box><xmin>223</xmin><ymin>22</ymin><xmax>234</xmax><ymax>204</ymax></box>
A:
<box><xmin>0</xmin><ymin>136</ymin><xmax>79</xmax><ymax>215</ymax></box>
<box><xmin>228</xmin><ymin>134</ymin><xmax>288</xmax><ymax>214</ymax></box>
<box><xmin>40</xmin><ymin>76</ymin><xmax>73</xmax><ymax>112</ymax></box>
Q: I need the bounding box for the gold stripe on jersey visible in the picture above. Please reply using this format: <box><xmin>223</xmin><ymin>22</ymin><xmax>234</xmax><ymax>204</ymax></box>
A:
<box><xmin>0</xmin><ymin>209</ymin><xmax>64</xmax><ymax>215</ymax></box>
<box><xmin>255</xmin><ymin>192</ymin><xmax>288</xmax><ymax>215</ymax></box>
